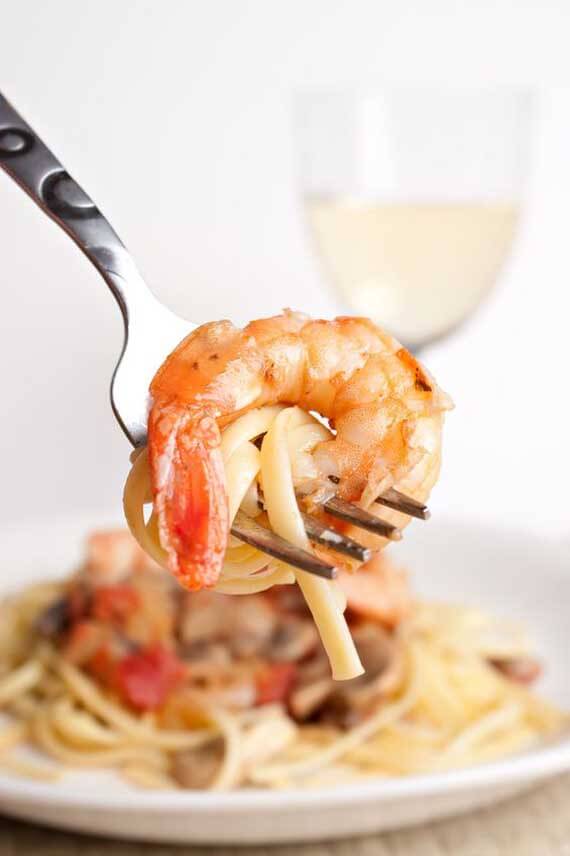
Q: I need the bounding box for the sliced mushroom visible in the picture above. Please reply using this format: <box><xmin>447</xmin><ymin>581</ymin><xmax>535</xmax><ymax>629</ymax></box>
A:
<box><xmin>267</xmin><ymin>620</ymin><xmax>319</xmax><ymax>663</ymax></box>
<box><xmin>350</xmin><ymin>623</ymin><xmax>404</xmax><ymax>697</ymax></box>
<box><xmin>178</xmin><ymin>592</ymin><xmax>277</xmax><ymax>659</ymax></box>
<box><xmin>181</xmin><ymin>657</ymin><xmax>258</xmax><ymax>711</ymax></box>
<box><xmin>228</xmin><ymin>598</ymin><xmax>278</xmax><ymax>658</ymax></box>
<box><xmin>36</xmin><ymin>596</ymin><xmax>70</xmax><ymax>638</ymax></box>
<box><xmin>319</xmin><ymin>623</ymin><xmax>404</xmax><ymax>726</ymax></box>
<box><xmin>171</xmin><ymin>737</ymin><xmax>225</xmax><ymax>790</ymax></box>
<box><xmin>288</xmin><ymin>651</ymin><xmax>335</xmax><ymax>721</ymax></box>
<box><xmin>490</xmin><ymin>656</ymin><xmax>542</xmax><ymax>685</ymax></box>
<box><xmin>265</xmin><ymin>585</ymin><xmax>309</xmax><ymax>617</ymax></box>
<box><xmin>289</xmin><ymin>677</ymin><xmax>335</xmax><ymax>721</ymax></box>
<box><xmin>177</xmin><ymin>591</ymin><xmax>231</xmax><ymax>645</ymax></box>
<box><xmin>181</xmin><ymin>641</ymin><xmax>232</xmax><ymax>667</ymax></box>
<box><xmin>297</xmin><ymin>652</ymin><xmax>332</xmax><ymax>684</ymax></box>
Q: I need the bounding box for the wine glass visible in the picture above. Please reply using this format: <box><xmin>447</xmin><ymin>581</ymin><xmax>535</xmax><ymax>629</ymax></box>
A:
<box><xmin>294</xmin><ymin>88</ymin><xmax>533</xmax><ymax>351</ymax></box>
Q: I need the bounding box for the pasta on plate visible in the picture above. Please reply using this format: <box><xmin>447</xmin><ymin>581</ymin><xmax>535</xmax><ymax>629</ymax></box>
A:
<box><xmin>0</xmin><ymin>532</ymin><xmax>564</xmax><ymax>791</ymax></box>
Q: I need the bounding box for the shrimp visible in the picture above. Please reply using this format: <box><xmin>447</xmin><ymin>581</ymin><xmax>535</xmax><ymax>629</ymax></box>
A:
<box><xmin>147</xmin><ymin>310</ymin><xmax>452</xmax><ymax>590</ymax></box>
<box><xmin>82</xmin><ymin>530</ymin><xmax>156</xmax><ymax>587</ymax></box>
<box><xmin>339</xmin><ymin>553</ymin><xmax>412</xmax><ymax>629</ymax></box>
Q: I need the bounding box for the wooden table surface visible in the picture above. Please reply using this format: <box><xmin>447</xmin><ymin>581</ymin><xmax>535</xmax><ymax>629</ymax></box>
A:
<box><xmin>1</xmin><ymin>775</ymin><xmax>570</xmax><ymax>856</ymax></box>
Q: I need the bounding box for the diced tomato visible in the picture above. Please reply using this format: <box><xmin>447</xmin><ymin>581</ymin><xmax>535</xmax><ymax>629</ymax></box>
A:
<box><xmin>116</xmin><ymin>645</ymin><xmax>186</xmax><ymax>711</ymax></box>
<box><xmin>255</xmin><ymin>663</ymin><xmax>297</xmax><ymax>706</ymax></box>
<box><xmin>92</xmin><ymin>585</ymin><xmax>140</xmax><ymax>624</ymax></box>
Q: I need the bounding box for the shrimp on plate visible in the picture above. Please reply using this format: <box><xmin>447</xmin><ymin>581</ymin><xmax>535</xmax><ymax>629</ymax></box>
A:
<box><xmin>124</xmin><ymin>310</ymin><xmax>451</xmax><ymax>679</ymax></box>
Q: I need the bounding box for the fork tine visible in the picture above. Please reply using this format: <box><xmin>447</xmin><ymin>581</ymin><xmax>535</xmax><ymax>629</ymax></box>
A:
<box><xmin>301</xmin><ymin>513</ymin><xmax>372</xmax><ymax>562</ymax></box>
<box><xmin>328</xmin><ymin>476</ymin><xmax>430</xmax><ymax>522</ymax></box>
<box><xmin>231</xmin><ymin>510</ymin><xmax>337</xmax><ymax>580</ymax></box>
<box><xmin>257</xmin><ymin>492</ymin><xmax>370</xmax><ymax>563</ymax></box>
<box><xmin>323</xmin><ymin>497</ymin><xmax>402</xmax><ymax>541</ymax></box>
<box><xmin>376</xmin><ymin>487</ymin><xmax>430</xmax><ymax>521</ymax></box>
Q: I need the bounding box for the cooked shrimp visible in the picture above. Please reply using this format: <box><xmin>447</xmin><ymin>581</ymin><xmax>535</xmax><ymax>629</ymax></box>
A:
<box><xmin>83</xmin><ymin>530</ymin><xmax>156</xmax><ymax>586</ymax></box>
<box><xmin>147</xmin><ymin>311</ymin><xmax>451</xmax><ymax>590</ymax></box>
<box><xmin>339</xmin><ymin>553</ymin><xmax>412</xmax><ymax>629</ymax></box>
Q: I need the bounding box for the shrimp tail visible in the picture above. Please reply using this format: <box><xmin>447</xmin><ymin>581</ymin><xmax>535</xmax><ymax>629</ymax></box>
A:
<box><xmin>148</xmin><ymin>402</ymin><xmax>229</xmax><ymax>590</ymax></box>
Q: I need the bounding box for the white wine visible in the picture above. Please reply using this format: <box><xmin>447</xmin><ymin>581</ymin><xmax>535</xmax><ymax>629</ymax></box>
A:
<box><xmin>307</xmin><ymin>199</ymin><xmax>520</xmax><ymax>348</ymax></box>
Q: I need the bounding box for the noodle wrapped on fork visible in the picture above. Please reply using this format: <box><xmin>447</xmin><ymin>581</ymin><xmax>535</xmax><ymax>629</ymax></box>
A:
<box><xmin>125</xmin><ymin>311</ymin><xmax>452</xmax><ymax>679</ymax></box>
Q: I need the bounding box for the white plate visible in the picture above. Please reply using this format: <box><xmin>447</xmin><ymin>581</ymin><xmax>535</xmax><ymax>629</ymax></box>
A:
<box><xmin>0</xmin><ymin>514</ymin><xmax>569</xmax><ymax>845</ymax></box>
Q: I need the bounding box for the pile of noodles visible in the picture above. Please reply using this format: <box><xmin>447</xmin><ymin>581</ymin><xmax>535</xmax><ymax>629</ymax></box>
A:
<box><xmin>0</xmin><ymin>579</ymin><xmax>564</xmax><ymax>790</ymax></box>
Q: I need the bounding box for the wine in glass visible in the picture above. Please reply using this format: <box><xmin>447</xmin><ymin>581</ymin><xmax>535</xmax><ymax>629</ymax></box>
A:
<box><xmin>295</xmin><ymin>88</ymin><xmax>532</xmax><ymax>351</ymax></box>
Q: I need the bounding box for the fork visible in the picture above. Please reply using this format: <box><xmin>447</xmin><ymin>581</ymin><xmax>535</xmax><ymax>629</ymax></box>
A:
<box><xmin>0</xmin><ymin>92</ymin><xmax>428</xmax><ymax>580</ymax></box>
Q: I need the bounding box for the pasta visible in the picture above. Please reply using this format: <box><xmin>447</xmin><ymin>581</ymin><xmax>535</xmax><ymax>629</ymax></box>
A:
<box><xmin>0</xmin><ymin>565</ymin><xmax>564</xmax><ymax>791</ymax></box>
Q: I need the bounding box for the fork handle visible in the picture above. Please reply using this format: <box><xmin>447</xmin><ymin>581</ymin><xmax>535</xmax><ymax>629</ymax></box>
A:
<box><xmin>0</xmin><ymin>91</ymin><xmax>151</xmax><ymax>323</ymax></box>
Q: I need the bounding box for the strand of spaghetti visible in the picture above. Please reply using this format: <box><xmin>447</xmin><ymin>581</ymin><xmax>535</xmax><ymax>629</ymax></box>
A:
<box><xmin>220</xmin><ymin>553</ymin><xmax>279</xmax><ymax>579</ymax></box>
<box><xmin>224</xmin><ymin>542</ymin><xmax>261</xmax><ymax>562</ymax></box>
<box><xmin>221</xmin><ymin>550</ymin><xmax>283</xmax><ymax>579</ymax></box>
<box><xmin>221</xmin><ymin>407</ymin><xmax>283</xmax><ymax>572</ymax></box>
<box><xmin>440</xmin><ymin>701</ymin><xmax>523</xmax><ymax>759</ymax></box>
<box><xmin>260</xmin><ymin>407</ymin><xmax>362</xmax><ymax>680</ymax></box>
<box><xmin>411</xmin><ymin>641</ymin><xmax>468</xmax><ymax>725</ymax></box>
<box><xmin>239</xmin><ymin>480</ymin><xmax>260</xmax><ymax>518</ymax></box>
<box><xmin>284</xmin><ymin>765</ymin><xmax>381</xmax><ymax>790</ymax></box>
<box><xmin>122</xmin><ymin>764</ymin><xmax>177</xmax><ymax>790</ymax></box>
<box><xmin>32</xmin><ymin>711</ymin><xmax>169</xmax><ymax>769</ymax></box>
<box><xmin>50</xmin><ymin>697</ymin><xmax>125</xmax><ymax>748</ymax></box>
<box><xmin>220</xmin><ymin>405</ymin><xmax>285</xmax><ymax>462</ymax></box>
<box><xmin>220</xmin><ymin>406</ymin><xmax>300</xmax><ymax>586</ymax></box>
<box><xmin>56</xmin><ymin>658</ymin><xmax>215</xmax><ymax>750</ymax></box>
<box><xmin>342</xmin><ymin>742</ymin><xmax>433</xmax><ymax>776</ymax></box>
<box><xmin>215</xmin><ymin>567</ymin><xmax>295</xmax><ymax>595</ymax></box>
<box><xmin>179</xmin><ymin>696</ymin><xmax>244</xmax><ymax>791</ymax></box>
<box><xmin>287</xmin><ymin>420</ymin><xmax>331</xmax><ymax>483</ymax></box>
<box><xmin>449</xmin><ymin>728</ymin><xmax>537</xmax><ymax>769</ymax></box>
<box><xmin>278</xmin><ymin>411</ymin><xmax>348</xmax><ymax>614</ymax></box>
<box><xmin>0</xmin><ymin>753</ymin><xmax>61</xmax><ymax>782</ymax></box>
<box><xmin>522</xmin><ymin>691</ymin><xmax>567</xmax><ymax>730</ymax></box>
<box><xmin>224</xmin><ymin>441</ymin><xmax>261</xmax><ymax>524</ymax></box>
<box><xmin>123</xmin><ymin>447</ymin><xmax>168</xmax><ymax>568</ymax></box>
<box><xmin>0</xmin><ymin>661</ymin><xmax>43</xmax><ymax>707</ymax></box>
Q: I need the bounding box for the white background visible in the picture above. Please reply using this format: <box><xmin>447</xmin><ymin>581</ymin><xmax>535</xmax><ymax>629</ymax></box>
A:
<box><xmin>0</xmin><ymin>1</ymin><xmax>569</xmax><ymax>538</ymax></box>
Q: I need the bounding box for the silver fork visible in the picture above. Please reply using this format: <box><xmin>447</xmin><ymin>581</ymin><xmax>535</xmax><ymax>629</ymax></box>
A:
<box><xmin>0</xmin><ymin>92</ymin><xmax>428</xmax><ymax>580</ymax></box>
